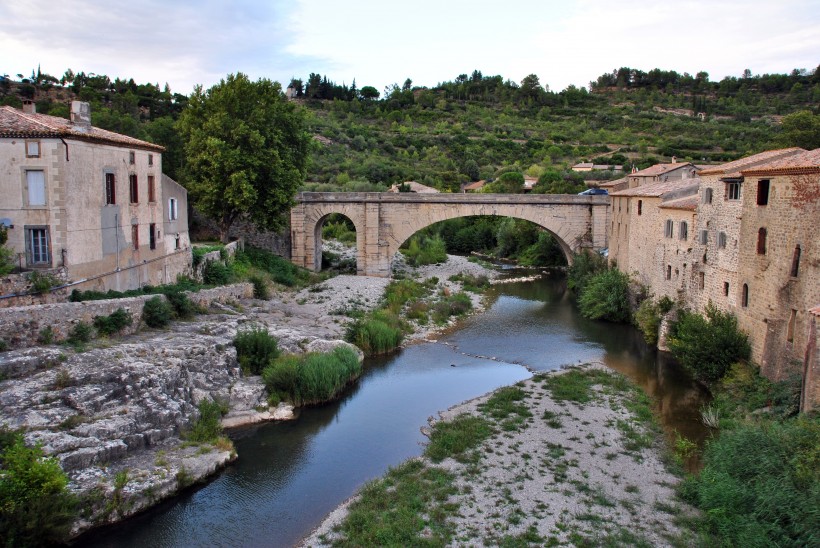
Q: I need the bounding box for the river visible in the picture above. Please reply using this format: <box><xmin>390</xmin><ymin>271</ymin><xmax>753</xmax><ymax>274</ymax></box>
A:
<box><xmin>79</xmin><ymin>272</ymin><xmax>708</xmax><ymax>547</ymax></box>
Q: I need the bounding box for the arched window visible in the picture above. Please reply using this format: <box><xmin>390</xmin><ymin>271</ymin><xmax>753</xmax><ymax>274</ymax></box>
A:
<box><xmin>757</xmin><ymin>227</ymin><xmax>767</xmax><ymax>255</ymax></box>
<box><xmin>741</xmin><ymin>283</ymin><xmax>749</xmax><ymax>307</ymax></box>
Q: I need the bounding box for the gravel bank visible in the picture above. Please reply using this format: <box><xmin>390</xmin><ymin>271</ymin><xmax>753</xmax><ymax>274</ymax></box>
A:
<box><xmin>301</xmin><ymin>363</ymin><xmax>694</xmax><ymax>547</ymax></box>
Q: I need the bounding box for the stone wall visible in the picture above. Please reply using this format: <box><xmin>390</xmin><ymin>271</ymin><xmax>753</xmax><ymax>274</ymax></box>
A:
<box><xmin>0</xmin><ymin>267</ymin><xmax>71</xmax><ymax>307</ymax></box>
<box><xmin>0</xmin><ymin>282</ymin><xmax>252</xmax><ymax>350</ymax></box>
<box><xmin>189</xmin><ymin>209</ymin><xmax>291</xmax><ymax>257</ymax></box>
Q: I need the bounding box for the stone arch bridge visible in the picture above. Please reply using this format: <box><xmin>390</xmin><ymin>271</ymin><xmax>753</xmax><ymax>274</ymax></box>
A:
<box><xmin>291</xmin><ymin>192</ymin><xmax>610</xmax><ymax>277</ymax></box>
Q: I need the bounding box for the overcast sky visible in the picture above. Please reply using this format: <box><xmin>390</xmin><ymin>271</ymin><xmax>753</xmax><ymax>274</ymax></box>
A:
<box><xmin>2</xmin><ymin>0</ymin><xmax>818</xmax><ymax>96</ymax></box>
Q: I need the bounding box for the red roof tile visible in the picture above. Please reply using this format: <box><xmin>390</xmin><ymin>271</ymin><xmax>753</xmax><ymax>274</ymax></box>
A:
<box><xmin>630</xmin><ymin>162</ymin><xmax>697</xmax><ymax>178</ymax></box>
<box><xmin>0</xmin><ymin>106</ymin><xmax>164</xmax><ymax>152</ymax></box>
<box><xmin>740</xmin><ymin>148</ymin><xmax>820</xmax><ymax>175</ymax></box>
<box><xmin>660</xmin><ymin>194</ymin><xmax>698</xmax><ymax>211</ymax></box>
<box><xmin>611</xmin><ymin>178</ymin><xmax>699</xmax><ymax>197</ymax></box>
<box><xmin>698</xmin><ymin>148</ymin><xmax>805</xmax><ymax>176</ymax></box>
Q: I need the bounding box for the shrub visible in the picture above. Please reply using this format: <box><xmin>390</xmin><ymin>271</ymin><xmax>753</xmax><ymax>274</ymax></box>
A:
<box><xmin>0</xmin><ymin>339</ymin><xmax>7</xmax><ymax>352</ymax></box>
<box><xmin>93</xmin><ymin>308</ymin><xmax>133</xmax><ymax>336</ymax></box>
<box><xmin>28</xmin><ymin>271</ymin><xmax>59</xmax><ymax>295</ymax></box>
<box><xmin>202</xmin><ymin>261</ymin><xmax>232</xmax><ymax>285</ymax></box>
<box><xmin>187</xmin><ymin>399</ymin><xmax>227</xmax><ymax>443</ymax></box>
<box><xmin>143</xmin><ymin>296</ymin><xmax>173</xmax><ymax>328</ymax></box>
<box><xmin>384</xmin><ymin>279</ymin><xmax>428</xmax><ymax>313</ymax></box>
<box><xmin>668</xmin><ymin>304</ymin><xmax>751</xmax><ymax>383</ymax></box>
<box><xmin>249</xmin><ymin>274</ymin><xmax>270</xmax><ymax>300</ymax></box>
<box><xmin>432</xmin><ymin>292</ymin><xmax>472</xmax><ymax>324</ymax></box>
<box><xmin>162</xmin><ymin>290</ymin><xmax>197</xmax><ymax>320</ymax></box>
<box><xmin>66</xmin><ymin>321</ymin><xmax>93</xmax><ymax>346</ymax></box>
<box><xmin>233</xmin><ymin>326</ymin><xmax>280</xmax><ymax>375</ymax></box>
<box><xmin>577</xmin><ymin>268</ymin><xmax>631</xmax><ymax>323</ymax></box>
<box><xmin>0</xmin><ymin>431</ymin><xmax>77</xmax><ymax>545</ymax></box>
<box><xmin>567</xmin><ymin>251</ymin><xmax>607</xmax><ymax>293</ymax></box>
<box><xmin>680</xmin><ymin>416</ymin><xmax>819</xmax><ymax>546</ymax></box>
<box><xmin>235</xmin><ymin>246</ymin><xmax>311</xmax><ymax>287</ymax></box>
<box><xmin>38</xmin><ymin>326</ymin><xmax>55</xmax><ymax>345</ymax></box>
<box><xmin>262</xmin><ymin>346</ymin><xmax>362</xmax><ymax>406</ymax></box>
<box><xmin>401</xmin><ymin>234</ymin><xmax>447</xmax><ymax>266</ymax></box>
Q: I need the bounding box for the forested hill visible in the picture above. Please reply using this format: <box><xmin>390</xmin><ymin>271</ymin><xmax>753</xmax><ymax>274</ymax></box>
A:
<box><xmin>2</xmin><ymin>66</ymin><xmax>818</xmax><ymax>192</ymax></box>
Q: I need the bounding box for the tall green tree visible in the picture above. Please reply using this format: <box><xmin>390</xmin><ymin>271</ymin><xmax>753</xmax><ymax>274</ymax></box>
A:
<box><xmin>178</xmin><ymin>73</ymin><xmax>310</xmax><ymax>242</ymax></box>
<box><xmin>779</xmin><ymin>110</ymin><xmax>820</xmax><ymax>149</ymax></box>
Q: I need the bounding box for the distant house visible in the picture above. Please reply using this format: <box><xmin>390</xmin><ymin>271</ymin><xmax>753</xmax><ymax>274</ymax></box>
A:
<box><xmin>462</xmin><ymin>180</ymin><xmax>487</xmax><ymax>193</ymax></box>
<box><xmin>626</xmin><ymin>159</ymin><xmax>699</xmax><ymax>189</ymax></box>
<box><xmin>388</xmin><ymin>181</ymin><xmax>439</xmax><ymax>193</ymax></box>
<box><xmin>598</xmin><ymin>176</ymin><xmax>629</xmax><ymax>193</ymax></box>
<box><xmin>523</xmin><ymin>176</ymin><xmax>538</xmax><ymax>192</ymax></box>
<box><xmin>0</xmin><ymin>101</ymin><xmax>190</xmax><ymax>293</ymax></box>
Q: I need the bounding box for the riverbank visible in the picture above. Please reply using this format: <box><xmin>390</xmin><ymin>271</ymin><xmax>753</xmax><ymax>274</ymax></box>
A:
<box><xmin>303</xmin><ymin>363</ymin><xmax>696</xmax><ymax>547</ymax></box>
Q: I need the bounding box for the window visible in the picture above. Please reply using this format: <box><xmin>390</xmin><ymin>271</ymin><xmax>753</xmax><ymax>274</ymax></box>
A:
<box><xmin>666</xmin><ymin>265</ymin><xmax>672</xmax><ymax>280</ymax></box>
<box><xmin>105</xmin><ymin>173</ymin><xmax>116</xmax><ymax>205</ymax></box>
<box><xmin>129</xmin><ymin>151</ymin><xmax>135</xmax><ymax>164</ymax></box>
<box><xmin>756</xmin><ymin>180</ymin><xmax>770</xmax><ymax>206</ymax></box>
<box><xmin>25</xmin><ymin>140</ymin><xmax>40</xmax><ymax>158</ymax></box>
<box><xmin>25</xmin><ymin>170</ymin><xmax>46</xmax><ymax>206</ymax></box>
<box><xmin>129</xmin><ymin>174</ymin><xmax>139</xmax><ymax>203</ymax></box>
<box><xmin>132</xmin><ymin>224</ymin><xmax>139</xmax><ymax>250</ymax></box>
<box><xmin>791</xmin><ymin>245</ymin><xmax>801</xmax><ymax>277</ymax></box>
<box><xmin>699</xmin><ymin>230</ymin><xmax>708</xmax><ymax>245</ymax></box>
<box><xmin>169</xmin><ymin>198</ymin><xmax>178</xmax><ymax>220</ymax></box>
<box><xmin>148</xmin><ymin>154</ymin><xmax>153</xmax><ymax>166</ymax></box>
<box><xmin>175</xmin><ymin>234</ymin><xmax>181</xmax><ymax>250</ymax></box>
<box><xmin>149</xmin><ymin>223</ymin><xmax>156</xmax><ymax>250</ymax></box>
<box><xmin>148</xmin><ymin>175</ymin><xmax>156</xmax><ymax>202</ymax></box>
<box><xmin>726</xmin><ymin>181</ymin><xmax>741</xmax><ymax>200</ymax></box>
<box><xmin>702</xmin><ymin>188</ymin><xmax>713</xmax><ymax>204</ymax></box>
<box><xmin>741</xmin><ymin>283</ymin><xmax>749</xmax><ymax>307</ymax></box>
<box><xmin>664</xmin><ymin>219</ymin><xmax>674</xmax><ymax>238</ymax></box>
<box><xmin>718</xmin><ymin>232</ymin><xmax>727</xmax><ymax>249</ymax></box>
<box><xmin>723</xmin><ymin>282</ymin><xmax>729</xmax><ymax>296</ymax></box>
<box><xmin>637</xmin><ymin>200</ymin><xmax>642</xmax><ymax>215</ymax></box>
<box><xmin>25</xmin><ymin>226</ymin><xmax>50</xmax><ymax>266</ymax></box>
<box><xmin>787</xmin><ymin>309</ymin><xmax>797</xmax><ymax>343</ymax></box>
<box><xmin>699</xmin><ymin>272</ymin><xmax>705</xmax><ymax>290</ymax></box>
<box><xmin>757</xmin><ymin>227</ymin><xmax>767</xmax><ymax>255</ymax></box>
<box><xmin>679</xmin><ymin>221</ymin><xmax>688</xmax><ymax>240</ymax></box>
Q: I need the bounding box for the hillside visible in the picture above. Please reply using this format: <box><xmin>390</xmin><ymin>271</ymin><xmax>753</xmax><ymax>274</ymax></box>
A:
<box><xmin>2</xmin><ymin>66</ymin><xmax>818</xmax><ymax>191</ymax></box>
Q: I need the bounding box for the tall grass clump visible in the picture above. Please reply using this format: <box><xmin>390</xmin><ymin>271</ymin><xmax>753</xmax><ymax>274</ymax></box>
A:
<box><xmin>0</xmin><ymin>429</ymin><xmax>77</xmax><ymax>545</ymax></box>
<box><xmin>345</xmin><ymin>310</ymin><xmax>404</xmax><ymax>356</ymax></box>
<box><xmin>668</xmin><ymin>304</ymin><xmax>750</xmax><ymax>383</ymax></box>
<box><xmin>233</xmin><ymin>326</ymin><xmax>280</xmax><ymax>375</ymax></box>
<box><xmin>431</xmin><ymin>292</ymin><xmax>472</xmax><ymax>324</ymax></box>
<box><xmin>235</xmin><ymin>246</ymin><xmax>313</xmax><ymax>287</ymax></box>
<box><xmin>424</xmin><ymin>414</ymin><xmax>494</xmax><ymax>463</ymax></box>
<box><xmin>384</xmin><ymin>279</ymin><xmax>429</xmax><ymax>313</ymax></box>
<box><xmin>186</xmin><ymin>399</ymin><xmax>228</xmax><ymax>443</ymax></box>
<box><xmin>262</xmin><ymin>346</ymin><xmax>362</xmax><ymax>406</ymax></box>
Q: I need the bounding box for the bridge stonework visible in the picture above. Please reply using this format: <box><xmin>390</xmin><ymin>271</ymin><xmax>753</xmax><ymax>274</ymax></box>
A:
<box><xmin>291</xmin><ymin>192</ymin><xmax>610</xmax><ymax>277</ymax></box>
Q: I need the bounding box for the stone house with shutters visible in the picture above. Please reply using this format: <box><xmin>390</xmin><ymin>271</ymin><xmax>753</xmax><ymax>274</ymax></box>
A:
<box><xmin>0</xmin><ymin>101</ymin><xmax>190</xmax><ymax>294</ymax></box>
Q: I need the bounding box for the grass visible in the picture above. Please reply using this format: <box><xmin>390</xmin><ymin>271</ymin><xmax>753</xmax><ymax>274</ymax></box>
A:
<box><xmin>424</xmin><ymin>414</ymin><xmax>494</xmax><ymax>464</ymax></box>
<box><xmin>262</xmin><ymin>346</ymin><xmax>362</xmax><ymax>406</ymax></box>
<box><xmin>479</xmin><ymin>386</ymin><xmax>533</xmax><ymax>432</ymax></box>
<box><xmin>233</xmin><ymin>326</ymin><xmax>280</xmax><ymax>375</ymax></box>
<box><xmin>186</xmin><ymin>399</ymin><xmax>228</xmax><ymax>444</ymax></box>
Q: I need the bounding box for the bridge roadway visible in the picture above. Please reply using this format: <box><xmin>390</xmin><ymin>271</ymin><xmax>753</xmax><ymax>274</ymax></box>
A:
<box><xmin>290</xmin><ymin>192</ymin><xmax>610</xmax><ymax>277</ymax></box>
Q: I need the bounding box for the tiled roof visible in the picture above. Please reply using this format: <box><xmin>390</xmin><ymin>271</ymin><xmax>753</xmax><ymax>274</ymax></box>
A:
<box><xmin>573</xmin><ymin>162</ymin><xmax>593</xmax><ymax>168</ymax></box>
<box><xmin>630</xmin><ymin>162</ymin><xmax>697</xmax><ymax>178</ymax></box>
<box><xmin>599</xmin><ymin>176</ymin><xmax>628</xmax><ymax>188</ymax></box>
<box><xmin>611</xmin><ymin>178</ymin><xmax>699</xmax><ymax>197</ymax></box>
<box><xmin>389</xmin><ymin>181</ymin><xmax>439</xmax><ymax>193</ymax></box>
<box><xmin>0</xmin><ymin>106</ymin><xmax>164</xmax><ymax>152</ymax></box>
<box><xmin>660</xmin><ymin>194</ymin><xmax>698</xmax><ymax>211</ymax></box>
<box><xmin>698</xmin><ymin>148</ymin><xmax>805</xmax><ymax>176</ymax></box>
<box><xmin>740</xmin><ymin>148</ymin><xmax>820</xmax><ymax>176</ymax></box>
<box><xmin>463</xmin><ymin>180</ymin><xmax>486</xmax><ymax>190</ymax></box>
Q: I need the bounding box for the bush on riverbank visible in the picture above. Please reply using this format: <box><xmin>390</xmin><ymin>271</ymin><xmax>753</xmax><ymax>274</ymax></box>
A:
<box><xmin>233</xmin><ymin>326</ymin><xmax>280</xmax><ymax>375</ymax></box>
<box><xmin>679</xmin><ymin>364</ymin><xmax>816</xmax><ymax>547</ymax></box>
<box><xmin>262</xmin><ymin>346</ymin><xmax>362</xmax><ymax>406</ymax></box>
<box><xmin>577</xmin><ymin>268</ymin><xmax>632</xmax><ymax>323</ymax></box>
<box><xmin>667</xmin><ymin>304</ymin><xmax>750</xmax><ymax>383</ymax></box>
<box><xmin>401</xmin><ymin>234</ymin><xmax>447</xmax><ymax>266</ymax></box>
<box><xmin>345</xmin><ymin>311</ymin><xmax>405</xmax><ymax>356</ymax></box>
<box><xmin>567</xmin><ymin>251</ymin><xmax>607</xmax><ymax>294</ymax></box>
<box><xmin>0</xmin><ymin>430</ymin><xmax>77</xmax><ymax>546</ymax></box>
<box><xmin>634</xmin><ymin>295</ymin><xmax>674</xmax><ymax>344</ymax></box>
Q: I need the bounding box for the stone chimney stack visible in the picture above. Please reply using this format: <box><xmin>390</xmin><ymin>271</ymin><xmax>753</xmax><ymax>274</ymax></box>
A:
<box><xmin>671</xmin><ymin>156</ymin><xmax>677</xmax><ymax>164</ymax></box>
<box><xmin>22</xmin><ymin>99</ymin><xmax>35</xmax><ymax>114</ymax></box>
<box><xmin>70</xmin><ymin>101</ymin><xmax>91</xmax><ymax>127</ymax></box>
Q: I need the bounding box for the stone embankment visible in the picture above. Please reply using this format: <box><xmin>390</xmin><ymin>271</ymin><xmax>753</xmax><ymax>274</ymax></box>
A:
<box><xmin>0</xmin><ymin>253</ymin><xmax>500</xmax><ymax>538</ymax></box>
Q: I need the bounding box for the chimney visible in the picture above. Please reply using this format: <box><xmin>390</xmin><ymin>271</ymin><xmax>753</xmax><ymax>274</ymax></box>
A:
<box><xmin>671</xmin><ymin>156</ymin><xmax>677</xmax><ymax>164</ymax></box>
<box><xmin>70</xmin><ymin>101</ymin><xmax>91</xmax><ymax>127</ymax></box>
<box><xmin>22</xmin><ymin>99</ymin><xmax>35</xmax><ymax>114</ymax></box>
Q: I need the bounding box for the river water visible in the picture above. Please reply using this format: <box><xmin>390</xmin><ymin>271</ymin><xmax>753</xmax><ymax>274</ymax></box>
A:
<box><xmin>80</xmin><ymin>273</ymin><xmax>708</xmax><ymax>548</ymax></box>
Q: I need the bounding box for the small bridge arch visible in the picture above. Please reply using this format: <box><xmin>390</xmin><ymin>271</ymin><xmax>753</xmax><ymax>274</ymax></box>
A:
<box><xmin>291</xmin><ymin>192</ymin><xmax>610</xmax><ymax>277</ymax></box>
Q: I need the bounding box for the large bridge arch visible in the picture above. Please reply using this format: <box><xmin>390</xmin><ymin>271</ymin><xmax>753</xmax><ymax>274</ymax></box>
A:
<box><xmin>291</xmin><ymin>192</ymin><xmax>610</xmax><ymax>277</ymax></box>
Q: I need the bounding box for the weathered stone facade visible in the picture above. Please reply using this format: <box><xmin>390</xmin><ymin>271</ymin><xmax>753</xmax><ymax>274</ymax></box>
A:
<box><xmin>292</xmin><ymin>192</ymin><xmax>610</xmax><ymax>277</ymax></box>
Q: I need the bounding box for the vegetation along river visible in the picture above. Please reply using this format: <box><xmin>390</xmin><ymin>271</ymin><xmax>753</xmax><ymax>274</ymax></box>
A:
<box><xmin>80</xmin><ymin>272</ymin><xmax>708</xmax><ymax>547</ymax></box>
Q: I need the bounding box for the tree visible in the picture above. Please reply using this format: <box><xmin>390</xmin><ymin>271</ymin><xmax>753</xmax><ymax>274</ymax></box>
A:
<box><xmin>178</xmin><ymin>73</ymin><xmax>310</xmax><ymax>242</ymax></box>
<box><xmin>779</xmin><ymin>110</ymin><xmax>820</xmax><ymax>149</ymax></box>
<box><xmin>359</xmin><ymin>86</ymin><xmax>380</xmax><ymax>100</ymax></box>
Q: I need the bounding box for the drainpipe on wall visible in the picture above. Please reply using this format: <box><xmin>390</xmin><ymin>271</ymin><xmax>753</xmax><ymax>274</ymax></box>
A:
<box><xmin>115</xmin><ymin>214</ymin><xmax>120</xmax><ymax>271</ymax></box>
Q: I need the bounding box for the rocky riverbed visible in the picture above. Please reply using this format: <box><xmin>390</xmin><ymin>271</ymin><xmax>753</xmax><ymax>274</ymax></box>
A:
<box><xmin>0</xmin><ymin>251</ymin><xmax>499</xmax><ymax>538</ymax></box>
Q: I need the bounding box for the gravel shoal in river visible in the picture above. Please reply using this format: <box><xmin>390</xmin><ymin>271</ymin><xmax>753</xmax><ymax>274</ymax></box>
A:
<box><xmin>302</xmin><ymin>363</ymin><xmax>695</xmax><ymax>547</ymax></box>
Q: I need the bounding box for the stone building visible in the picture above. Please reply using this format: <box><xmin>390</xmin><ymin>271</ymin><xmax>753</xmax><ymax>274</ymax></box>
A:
<box><xmin>0</xmin><ymin>102</ymin><xmax>190</xmax><ymax>294</ymax></box>
<box><xmin>733</xmin><ymin>149</ymin><xmax>820</xmax><ymax>381</ymax></box>
<box><xmin>689</xmin><ymin>148</ymin><xmax>804</xmax><ymax>314</ymax></box>
<box><xmin>625</xmin><ymin>160</ymin><xmax>700</xmax><ymax>190</ymax></box>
